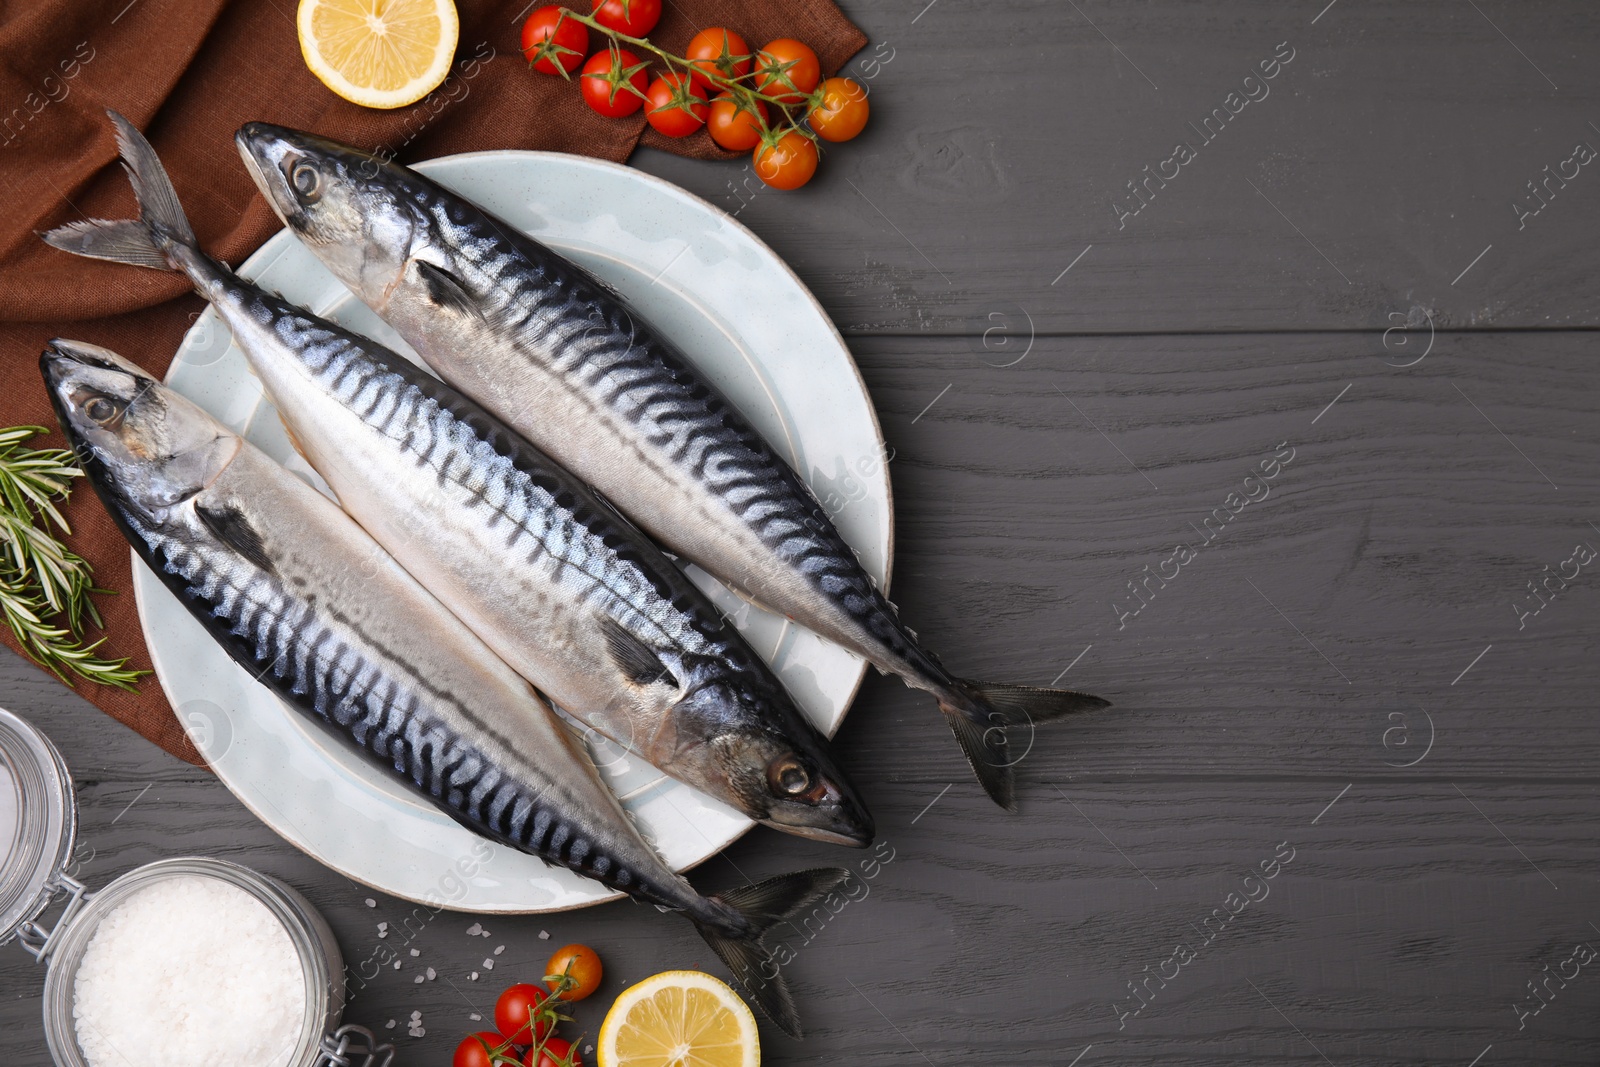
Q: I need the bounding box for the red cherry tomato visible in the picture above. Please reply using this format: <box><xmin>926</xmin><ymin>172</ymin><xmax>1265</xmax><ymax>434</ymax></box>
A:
<box><xmin>495</xmin><ymin>983</ymin><xmax>551</xmax><ymax>1046</ymax></box>
<box><xmin>707</xmin><ymin>93</ymin><xmax>767</xmax><ymax>151</ymax></box>
<box><xmin>591</xmin><ymin>0</ymin><xmax>660</xmax><ymax>37</ymax></box>
<box><xmin>644</xmin><ymin>73</ymin><xmax>708</xmax><ymax>138</ymax></box>
<box><xmin>754</xmin><ymin>39</ymin><xmax>820</xmax><ymax>105</ymax></box>
<box><xmin>454</xmin><ymin>1033</ymin><xmax>503</xmax><ymax>1067</ymax></box>
<box><xmin>520</xmin><ymin>6</ymin><xmax>589</xmax><ymax>76</ymax></box>
<box><xmin>524</xmin><ymin>1037</ymin><xmax>582</xmax><ymax>1067</ymax></box>
<box><xmin>544</xmin><ymin>943</ymin><xmax>604</xmax><ymax>1001</ymax></box>
<box><xmin>685</xmin><ymin>27</ymin><xmax>751</xmax><ymax>93</ymax></box>
<box><xmin>580</xmin><ymin>48</ymin><xmax>649</xmax><ymax>118</ymax></box>
<box><xmin>753</xmin><ymin>131</ymin><xmax>819</xmax><ymax>190</ymax></box>
<box><xmin>808</xmin><ymin>77</ymin><xmax>869</xmax><ymax>142</ymax></box>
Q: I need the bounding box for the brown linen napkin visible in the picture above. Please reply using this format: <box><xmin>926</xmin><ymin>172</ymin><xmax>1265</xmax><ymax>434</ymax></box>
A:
<box><xmin>0</xmin><ymin>0</ymin><xmax>865</xmax><ymax>765</ymax></box>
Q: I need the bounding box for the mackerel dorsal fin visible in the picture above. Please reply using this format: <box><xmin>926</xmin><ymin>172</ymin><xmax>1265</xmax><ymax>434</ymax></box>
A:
<box><xmin>194</xmin><ymin>500</ymin><xmax>276</xmax><ymax>576</ymax></box>
<box><xmin>413</xmin><ymin>259</ymin><xmax>483</xmax><ymax>320</ymax></box>
<box><xmin>597</xmin><ymin>616</ymin><xmax>676</xmax><ymax>688</ymax></box>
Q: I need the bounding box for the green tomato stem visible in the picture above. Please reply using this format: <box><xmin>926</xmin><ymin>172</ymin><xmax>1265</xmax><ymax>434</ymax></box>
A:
<box><xmin>556</xmin><ymin>7</ymin><xmax>819</xmax><ymax>144</ymax></box>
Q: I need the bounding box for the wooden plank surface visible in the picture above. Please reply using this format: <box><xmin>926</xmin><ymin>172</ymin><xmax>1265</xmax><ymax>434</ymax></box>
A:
<box><xmin>3</xmin><ymin>3</ymin><xmax>1599</xmax><ymax>1066</ymax></box>
<box><xmin>637</xmin><ymin>0</ymin><xmax>1600</xmax><ymax>334</ymax></box>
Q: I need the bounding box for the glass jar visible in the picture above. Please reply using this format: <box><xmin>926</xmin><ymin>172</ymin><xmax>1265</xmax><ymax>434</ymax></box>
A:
<box><xmin>0</xmin><ymin>707</ymin><xmax>390</xmax><ymax>1067</ymax></box>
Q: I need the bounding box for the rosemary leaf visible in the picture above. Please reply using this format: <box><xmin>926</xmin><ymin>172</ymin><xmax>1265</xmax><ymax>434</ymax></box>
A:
<box><xmin>0</xmin><ymin>428</ymin><xmax>142</xmax><ymax>689</ymax></box>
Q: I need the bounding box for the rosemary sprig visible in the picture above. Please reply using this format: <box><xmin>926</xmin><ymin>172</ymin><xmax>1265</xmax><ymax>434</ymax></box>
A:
<box><xmin>0</xmin><ymin>427</ymin><xmax>143</xmax><ymax>690</ymax></box>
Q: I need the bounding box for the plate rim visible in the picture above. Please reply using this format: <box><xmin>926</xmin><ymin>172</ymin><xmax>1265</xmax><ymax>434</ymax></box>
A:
<box><xmin>134</xmin><ymin>147</ymin><xmax>892</xmax><ymax>912</ymax></box>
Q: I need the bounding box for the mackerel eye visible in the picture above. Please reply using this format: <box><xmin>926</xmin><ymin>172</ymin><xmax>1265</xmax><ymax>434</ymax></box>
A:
<box><xmin>768</xmin><ymin>757</ymin><xmax>811</xmax><ymax>797</ymax></box>
<box><xmin>81</xmin><ymin>395</ymin><xmax>125</xmax><ymax>426</ymax></box>
<box><xmin>289</xmin><ymin>160</ymin><xmax>322</xmax><ymax>202</ymax></box>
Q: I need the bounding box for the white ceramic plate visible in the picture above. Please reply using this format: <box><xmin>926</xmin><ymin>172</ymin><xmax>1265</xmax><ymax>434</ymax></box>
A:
<box><xmin>134</xmin><ymin>151</ymin><xmax>891</xmax><ymax>913</ymax></box>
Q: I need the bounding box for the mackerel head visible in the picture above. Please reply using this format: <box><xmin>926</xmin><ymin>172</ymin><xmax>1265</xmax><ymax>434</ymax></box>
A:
<box><xmin>233</xmin><ymin>121</ymin><xmax>1113</xmax><ymax>815</ymax></box>
<box><xmin>48</xmin><ymin>112</ymin><xmax>872</xmax><ymax>847</ymax></box>
<box><xmin>42</xmin><ymin>339</ymin><xmax>240</xmax><ymax>542</ymax></box>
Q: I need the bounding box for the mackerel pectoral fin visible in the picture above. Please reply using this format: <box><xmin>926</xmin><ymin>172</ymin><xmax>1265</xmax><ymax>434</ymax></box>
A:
<box><xmin>597</xmin><ymin>616</ymin><xmax>676</xmax><ymax>688</ymax></box>
<box><xmin>194</xmin><ymin>501</ymin><xmax>276</xmax><ymax>576</ymax></box>
<box><xmin>414</xmin><ymin>259</ymin><xmax>485</xmax><ymax>321</ymax></box>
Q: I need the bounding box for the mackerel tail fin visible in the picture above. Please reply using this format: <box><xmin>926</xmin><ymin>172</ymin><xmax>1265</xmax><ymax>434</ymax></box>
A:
<box><xmin>690</xmin><ymin>867</ymin><xmax>849</xmax><ymax>1040</ymax></box>
<box><xmin>41</xmin><ymin>109</ymin><xmax>197</xmax><ymax>270</ymax></box>
<box><xmin>941</xmin><ymin>680</ymin><xmax>1113</xmax><ymax>812</ymax></box>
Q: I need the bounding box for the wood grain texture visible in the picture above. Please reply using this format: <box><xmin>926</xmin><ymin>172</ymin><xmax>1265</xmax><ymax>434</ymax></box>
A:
<box><xmin>634</xmin><ymin>0</ymin><xmax>1600</xmax><ymax>334</ymax></box>
<box><xmin>3</xmin><ymin>3</ymin><xmax>1600</xmax><ymax>1065</ymax></box>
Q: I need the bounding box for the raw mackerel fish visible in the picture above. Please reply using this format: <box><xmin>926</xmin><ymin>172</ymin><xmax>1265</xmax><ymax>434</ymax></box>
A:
<box><xmin>41</xmin><ymin>338</ymin><xmax>843</xmax><ymax>1037</ymax></box>
<box><xmin>234</xmin><ymin>122</ymin><xmax>1112</xmax><ymax>810</ymax></box>
<box><xmin>45</xmin><ymin>111</ymin><xmax>871</xmax><ymax>848</ymax></box>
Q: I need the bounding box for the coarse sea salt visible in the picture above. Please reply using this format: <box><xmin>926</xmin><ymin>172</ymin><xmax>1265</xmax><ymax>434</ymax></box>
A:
<box><xmin>72</xmin><ymin>875</ymin><xmax>305</xmax><ymax>1067</ymax></box>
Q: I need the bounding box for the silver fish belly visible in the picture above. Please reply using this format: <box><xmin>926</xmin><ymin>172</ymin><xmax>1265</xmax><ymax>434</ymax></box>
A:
<box><xmin>45</xmin><ymin>112</ymin><xmax>871</xmax><ymax>845</ymax></box>
<box><xmin>40</xmin><ymin>331</ymin><xmax>850</xmax><ymax>1037</ymax></box>
<box><xmin>44</xmin><ymin>344</ymin><xmax>706</xmax><ymax>912</ymax></box>
<box><xmin>231</xmin><ymin>124</ymin><xmax>1111</xmax><ymax>810</ymax></box>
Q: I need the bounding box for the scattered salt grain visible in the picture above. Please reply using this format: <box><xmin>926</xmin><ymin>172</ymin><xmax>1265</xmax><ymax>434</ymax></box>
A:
<box><xmin>482</xmin><ymin>958</ymin><xmax>494</xmax><ymax>970</ymax></box>
<box><xmin>364</xmin><ymin>898</ymin><xmax>376</xmax><ymax>908</ymax></box>
<box><xmin>469</xmin><ymin>1013</ymin><xmax>482</xmax><ymax>1022</ymax></box>
<box><xmin>377</xmin><ymin>922</ymin><xmax>388</xmax><ymax>938</ymax></box>
<box><xmin>470</xmin><ymin>972</ymin><xmax>479</xmax><ymax>981</ymax></box>
<box><xmin>409</xmin><ymin>1027</ymin><xmax>426</xmax><ymax>1038</ymax></box>
<box><xmin>410</xmin><ymin>948</ymin><xmax>420</xmax><ymax>957</ymax></box>
<box><xmin>493</xmin><ymin>945</ymin><xmax>505</xmax><ymax>955</ymax></box>
<box><xmin>393</xmin><ymin>960</ymin><xmax>402</xmax><ymax>970</ymax></box>
<box><xmin>386</xmin><ymin>1020</ymin><xmax>396</xmax><ymax>1029</ymax></box>
<box><xmin>411</xmin><ymin>1011</ymin><xmax>422</xmax><ymax>1021</ymax></box>
<box><xmin>72</xmin><ymin>875</ymin><xmax>305</xmax><ymax>1067</ymax></box>
<box><xmin>465</xmin><ymin>922</ymin><xmax>482</xmax><ymax>936</ymax></box>
<box><xmin>414</xmin><ymin>975</ymin><xmax>424</xmax><ymax>984</ymax></box>
<box><xmin>538</xmin><ymin>930</ymin><xmax>550</xmax><ymax>940</ymax></box>
<box><xmin>427</xmin><ymin>967</ymin><xmax>437</xmax><ymax>980</ymax></box>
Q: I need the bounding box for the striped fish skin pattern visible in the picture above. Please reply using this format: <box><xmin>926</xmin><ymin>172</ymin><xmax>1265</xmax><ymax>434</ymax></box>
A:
<box><xmin>38</xmin><ymin>339</ymin><xmax>738</xmax><ymax>927</ymax></box>
<box><xmin>202</xmin><ymin>260</ymin><xmax>871</xmax><ymax>845</ymax></box>
<box><xmin>235</xmin><ymin>123</ymin><xmax>1112</xmax><ymax>810</ymax></box>
<box><xmin>237</xmin><ymin>124</ymin><xmax>947</xmax><ymax>697</ymax></box>
<box><xmin>45</xmin><ymin>112</ymin><xmax>872</xmax><ymax>848</ymax></box>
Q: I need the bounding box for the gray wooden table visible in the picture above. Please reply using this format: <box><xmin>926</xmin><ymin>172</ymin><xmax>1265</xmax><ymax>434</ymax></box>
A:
<box><xmin>4</xmin><ymin>2</ymin><xmax>1599</xmax><ymax>1064</ymax></box>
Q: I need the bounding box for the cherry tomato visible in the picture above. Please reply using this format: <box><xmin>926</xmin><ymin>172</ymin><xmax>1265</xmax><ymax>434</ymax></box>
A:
<box><xmin>754</xmin><ymin>39</ymin><xmax>820</xmax><ymax>104</ymax></box>
<box><xmin>591</xmin><ymin>0</ymin><xmax>660</xmax><ymax>37</ymax></box>
<box><xmin>524</xmin><ymin>1037</ymin><xmax>582</xmax><ymax>1067</ymax></box>
<box><xmin>685</xmin><ymin>27</ymin><xmax>751</xmax><ymax>93</ymax></box>
<box><xmin>579</xmin><ymin>47</ymin><xmax>649</xmax><ymax>118</ymax></box>
<box><xmin>544</xmin><ymin>943</ymin><xmax>604</xmax><ymax>1001</ymax></box>
<box><xmin>520</xmin><ymin>6</ymin><xmax>589</xmax><ymax>76</ymax></box>
<box><xmin>495</xmin><ymin>983</ymin><xmax>551</xmax><ymax>1045</ymax></box>
<box><xmin>753</xmin><ymin>131</ymin><xmax>819</xmax><ymax>190</ymax></box>
<box><xmin>807</xmin><ymin>77</ymin><xmax>869</xmax><ymax>142</ymax></box>
<box><xmin>707</xmin><ymin>93</ymin><xmax>767</xmax><ymax>151</ymax></box>
<box><xmin>644</xmin><ymin>73</ymin><xmax>708</xmax><ymax>138</ymax></box>
<box><xmin>454</xmin><ymin>1033</ymin><xmax>504</xmax><ymax>1067</ymax></box>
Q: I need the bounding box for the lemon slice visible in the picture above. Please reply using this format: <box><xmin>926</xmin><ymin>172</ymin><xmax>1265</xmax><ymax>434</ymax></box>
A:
<box><xmin>598</xmin><ymin>971</ymin><xmax>760</xmax><ymax>1067</ymax></box>
<box><xmin>297</xmin><ymin>0</ymin><xmax>459</xmax><ymax>109</ymax></box>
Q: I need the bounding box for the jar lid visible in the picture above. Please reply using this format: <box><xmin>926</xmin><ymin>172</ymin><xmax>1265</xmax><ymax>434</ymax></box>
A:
<box><xmin>0</xmin><ymin>707</ymin><xmax>77</xmax><ymax>946</ymax></box>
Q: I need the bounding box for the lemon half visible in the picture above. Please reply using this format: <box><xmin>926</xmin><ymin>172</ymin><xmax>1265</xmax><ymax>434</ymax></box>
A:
<box><xmin>298</xmin><ymin>0</ymin><xmax>459</xmax><ymax>109</ymax></box>
<box><xmin>598</xmin><ymin>970</ymin><xmax>760</xmax><ymax>1067</ymax></box>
